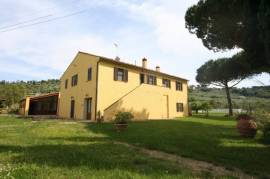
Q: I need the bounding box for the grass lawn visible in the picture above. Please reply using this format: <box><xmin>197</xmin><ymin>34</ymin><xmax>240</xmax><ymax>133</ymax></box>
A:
<box><xmin>89</xmin><ymin>115</ymin><xmax>270</xmax><ymax>178</ymax></box>
<box><xmin>0</xmin><ymin>115</ymin><xmax>269</xmax><ymax>178</ymax></box>
<box><xmin>0</xmin><ymin>116</ymin><xmax>225</xmax><ymax>179</ymax></box>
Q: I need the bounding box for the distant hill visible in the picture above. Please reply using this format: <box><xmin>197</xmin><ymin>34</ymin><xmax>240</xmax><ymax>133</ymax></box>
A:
<box><xmin>0</xmin><ymin>79</ymin><xmax>59</xmax><ymax>106</ymax></box>
<box><xmin>1</xmin><ymin>79</ymin><xmax>269</xmax><ymax>111</ymax></box>
<box><xmin>189</xmin><ymin>85</ymin><xmax>270</xmax><ymax>110</ymax></box>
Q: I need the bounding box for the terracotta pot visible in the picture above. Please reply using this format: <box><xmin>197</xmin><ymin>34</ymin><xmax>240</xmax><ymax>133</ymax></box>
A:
<box><xmin>115</xmin><ymin>123</ymin><xmax>128</xmax><ymax>132</ymax></box>
<box><xmin>237</xmin><ymin>119</ymin><xmax>257</xmax><ymax>138</ymax></box>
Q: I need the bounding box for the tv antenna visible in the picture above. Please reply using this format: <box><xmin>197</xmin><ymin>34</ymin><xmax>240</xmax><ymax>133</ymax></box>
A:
<box><xmin>113</xmin><ymin>42</ymin><xmax>120</xmax><ymax>60</ymax></box>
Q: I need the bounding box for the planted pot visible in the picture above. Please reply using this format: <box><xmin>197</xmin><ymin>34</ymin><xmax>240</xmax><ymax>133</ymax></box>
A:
<box><xmin>236</xmin><ymin>114</ymin><xmax>257</xmax><ymax>138</ymax></box>
<box><xmin>115</xmin><ymin>123</ymin><xmax>128</xmax><ymax>132</ymax></box>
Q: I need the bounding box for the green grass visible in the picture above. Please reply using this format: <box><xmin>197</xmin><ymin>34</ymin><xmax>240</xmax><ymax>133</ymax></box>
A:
<box><xmin>1</xmin><ymin>115</ymin><xmax>269</xmax><ymax>178</ymax></box>
<box><xmin>0</xmin><ymin>116</ymin><xmax>224</xmax><ymax>179</ymax></box>
<box><xmin>89</xmin><ymin>115</ymin><xmax>270</xmax><ymax>178</ymax></box>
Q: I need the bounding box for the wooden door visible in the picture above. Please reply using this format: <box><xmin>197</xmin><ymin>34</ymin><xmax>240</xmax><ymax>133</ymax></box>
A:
<box><xmin>70</xmin><ymin>99</ymin><xmax>75</xmax><ymax>118</ymax></box>
<box><xmin>85</xmin><ymin>98</ymin><xmax>92</xmax><ymax>120</ymax></box>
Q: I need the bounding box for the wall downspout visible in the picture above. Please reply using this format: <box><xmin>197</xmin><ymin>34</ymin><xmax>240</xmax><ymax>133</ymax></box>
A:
<box><xmin>94</xmin><ymin>59</ymin><xmax>100</xmax><ymax>121</ymax></box>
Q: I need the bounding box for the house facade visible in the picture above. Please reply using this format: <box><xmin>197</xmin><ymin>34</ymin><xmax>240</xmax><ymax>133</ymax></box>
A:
<box><xmin>58</xmin><ymin>52</ymin><xmax>188</xmax><ymax>121</ymax></box>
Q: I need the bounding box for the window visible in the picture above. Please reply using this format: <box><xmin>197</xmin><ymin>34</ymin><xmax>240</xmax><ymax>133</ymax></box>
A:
<box><xmin>147</xmin><ymin>75</ymin><xmax>157</xmax><ymax>85</ymax></box>
<box><xmin>140</xmin><ymin>74</ymin><xmax>145</xmax><ymax>84</ymax></box>
<box><xmin>176</xmin><ymin>103</ymin><xmax>184</xmax><ymax>112</ymax></box>
<box><xmin>65</xmin><ymin>79</ymin><xmax>68</xmax><ymax>89</ymax></box>
<box><xmin>162</xmin><ymin>79</ymin><xmax>171</xmax><ymax>88</ymax></box>
<box><xmin>87</xmin><ymin>67</ymin><xmax>92</xmax><ymax>81</ymax></box>
<box><xmin>176</xmin><ymin>81</ymin><xmax>183</xmax><ymax>91</ymax></box>
<box><xmin>114</xmin><ymin>67</ymin><xmax>128</xmax><ymax>82</ymax></box>
<box><xmin>71</xmin><ymin>74</ymin><xmax>78</xmax><ymax>87</ymax></box>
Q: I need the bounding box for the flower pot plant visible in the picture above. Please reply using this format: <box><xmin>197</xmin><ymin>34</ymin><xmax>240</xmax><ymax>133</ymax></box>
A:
<box><xmin>114</xmin><ymin>111</ymin><xmax>134</xmax><ymax>132</ymax></box>
<box><xmin>236</xmin><ymin>114</ymin><xmax>257</xmax><ymax>138</ymax></box>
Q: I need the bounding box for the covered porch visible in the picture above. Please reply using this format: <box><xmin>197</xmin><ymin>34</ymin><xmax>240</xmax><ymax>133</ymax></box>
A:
<box><xmin>20</xmin><ymin>92</ymin><xmax>59</xmax><ymax>116</ymax></box>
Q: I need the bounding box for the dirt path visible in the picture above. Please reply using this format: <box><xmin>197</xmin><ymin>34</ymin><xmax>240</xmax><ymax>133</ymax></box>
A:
<box><xmin>114</xmin><ymin>141</ymin><xmax>255</xmax><ymax>179</ymax></box>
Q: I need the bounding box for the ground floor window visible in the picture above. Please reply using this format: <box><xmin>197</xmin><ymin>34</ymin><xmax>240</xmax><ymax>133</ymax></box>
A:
<box><xmin>176</xmin><ymin>103</ymin><xmax>184</xmax><ymax>112</ymax></box>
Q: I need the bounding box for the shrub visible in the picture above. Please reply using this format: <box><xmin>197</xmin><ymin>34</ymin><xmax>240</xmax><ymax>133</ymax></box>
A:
<box><xmin>114</xmin><ymin>112</ymin><xmax>134</xmax><ymax>124</ymax></box>
<box><xmin>262</xmin><ymin>123</ymin><xmax>270</xmax><ymax>144</ymax></box>
<box><xmin>253</xmin><ymin>109</ymin><xmax>270</xmax><ymax>144</ymax></box>
<box><xmin>8</xmin><ymin>104</ymin><xmax>19</xmax><ymax>114</ymax></box>
<box><xmin>96</xmin><ymin>110</ymin><xmax>104</xmax><ymax>123</ymax></box>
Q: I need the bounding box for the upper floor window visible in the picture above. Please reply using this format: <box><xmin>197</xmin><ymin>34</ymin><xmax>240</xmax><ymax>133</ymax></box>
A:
<box><xmin>176</xmin><ymin>81</ymin><xmax>183</xmax><ymax>91</ymax></box>
<box><xmin>87</xmin><ymin>67</ymin><xmax>92</xmax><ymax>81</ymax></box>
<box><xmin>65</xmin><ymin>79</ymin><xmax>68</xmax><ymax>89</ymax></box>
<box><xmin>71</xmin><ymin>74</ymin><xmax>78</xmax><ymax>87</ymax></box>
<box><xmin>147</xmin><ymin>75</ymin><xmax>157</xmax><ymax>85</ymax></box>
<box><xmin>114</xmin><ymin>67</ymin><xmax>128</xmax><ymax>82</ymax></box>
<box><xmin>162</xmin><ymin>79</ymin><xmax>171</xmax><ymax>88</ymax></box>
<box><xmin>176</xmin><ymin>103</ymin><xmax>184</xmax><ymax>112</ymax></box>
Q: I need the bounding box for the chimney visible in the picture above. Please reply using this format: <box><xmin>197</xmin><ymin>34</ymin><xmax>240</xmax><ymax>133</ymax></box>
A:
<box><xmin>142</xmin><ymin>58</ymin><xmax>147</xmax><ymax>68</ymax></box>
<box><xmin>156</xmin><ymin>66</ymin><xmax>160</xmax><ymax>72</ymax></box>
<box><xmin>115</xmin><ymin>56</ymin><xmax>120</xmax><ymax>61</ymax></box>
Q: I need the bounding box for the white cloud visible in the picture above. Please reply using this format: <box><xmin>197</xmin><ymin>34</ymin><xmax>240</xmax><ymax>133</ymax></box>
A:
<box><xmin>0</xmin><ymin>0</ymin><xmax>268</xmax><ymax>86</ymax></box>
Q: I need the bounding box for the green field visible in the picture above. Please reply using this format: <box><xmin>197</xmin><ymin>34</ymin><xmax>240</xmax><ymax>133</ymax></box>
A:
<box><xmin>0</xmin><ymin>115</ymin><xmax>269</xmax><ymax>178</ymax></box>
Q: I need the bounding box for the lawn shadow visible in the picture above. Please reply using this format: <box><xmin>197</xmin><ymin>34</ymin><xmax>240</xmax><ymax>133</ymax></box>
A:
<box><xmin>85</xmin><ymin>119</ymin><xmax>270</xmax><ymax>177</ymax></box>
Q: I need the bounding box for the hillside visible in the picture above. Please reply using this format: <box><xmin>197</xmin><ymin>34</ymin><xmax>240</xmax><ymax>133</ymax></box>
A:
<box><xmin>1</xmin><ymin>79</ymin><xmax>269</xmax><ymax>111</ymax></box>
<box><xmin>189</xmin><ymin>86</ymin><xmax>270</xmax><ymax>111</ymax></box>
<box><xmin>0</xmin><ymin>80</ymin><xmax>59</xmax><ymax>106</ymax></box>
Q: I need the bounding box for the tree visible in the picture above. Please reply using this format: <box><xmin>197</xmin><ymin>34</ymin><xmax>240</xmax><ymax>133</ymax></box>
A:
<box><xmin>191</xmin><ymin>102</ymin><xmax>202</xmax><ymax>114</ymax></box>
<box><xmin>201</xmin><ymin>102</ymin><xmax>211</xmax><ymax>117</ymax></box>
<box><xmin>185</xmin><ymin>0</ymin><xmax>270</xmax><ymax>73</ymax></box>
<box><xmin>196</xmin><ymin>56</ymin><xmax>249</xmax><ymax>116</ymax></box>
<box><xmin>0</xmin><ymin>79</ymin><xmax>60</xmax><ymax>107</ymax></box>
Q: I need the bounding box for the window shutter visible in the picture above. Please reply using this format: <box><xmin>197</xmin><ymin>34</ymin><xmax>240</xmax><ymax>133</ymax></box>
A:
<box><xmin>154</xmin><ymin>76</ymin><xmax>157</xmax><ymax>85</ymax></box>
<box><xmin>124</xmin><ymin>70</ymin><xmax>128</xmax><ymax>82</ymax></box>
<box><xmin>65</xmin><ymin>79</ymin><xmax>68</xmax><ymax>89</ymax></box>
<box><xmin>181</xmin><ymin>103</ymin><xmax>184</xmax><ymax>112</ymax></box>
<box><xmin>88</xmin><ymin>67</ymin><xmax>92</xmax><ymax>81</ymax></box>
<box><xmin>169</xmin><ymin>80</ymin><xmax>171</xmax><ymax>88</ymax></box>
<box><xmin>71</xmin><ymin>76</ymin><xmax>74</xmax><ymax>86</ymax></box>
<box><xmin>114</xmin><ymin>68</ymin><xmax>117</xmax><ymax>81</ymax></box>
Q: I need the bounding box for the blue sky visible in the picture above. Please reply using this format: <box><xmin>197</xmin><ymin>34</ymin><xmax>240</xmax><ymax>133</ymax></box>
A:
<box><xmin>0</xmin><ymin>0</ymin><xmax>269</xmax><ymax>87</ymax></box>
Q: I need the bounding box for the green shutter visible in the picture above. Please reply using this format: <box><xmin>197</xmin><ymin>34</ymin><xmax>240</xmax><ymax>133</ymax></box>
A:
<box><xmin>114</xmin><ymin>68</ymin><xmax>117</xmax><ymax>81</ymax></box>
<box><xmin>88</xmin><ymin>67</ymin><xmax>92</xmax><ymax>81</ymax></box>
<box><xmin>124</xmin><ymin>69</ymin><xmax>128</xmax><ymax>82</ymax></box>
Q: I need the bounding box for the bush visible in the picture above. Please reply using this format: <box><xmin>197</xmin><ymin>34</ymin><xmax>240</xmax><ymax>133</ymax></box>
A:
<box><xmin>253</xmin><ymin>109</ymin><xmax>270</xmax><ymax>144</ymax></box>
<box><xmin>8</xmin><ymin>104</ymin><xmax>19</xmax><ymax>114</ymax></box>
<box><xmin>262</xmin><ymin>123</ymin><xmax>270</xmax><ymax>144</ymax></box>
<box><xmin>114</xmin><ymin>112</ymin><xmax>134</xmax><ymax>124</ymax></box>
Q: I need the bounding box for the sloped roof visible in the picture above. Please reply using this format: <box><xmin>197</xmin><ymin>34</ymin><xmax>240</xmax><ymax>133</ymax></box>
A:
<box><xmin>79</xmin><ymin>51</ymin><xmax>188</xmax><ymax>82</ymax></box>
<box><xmin>21</xmin><ymin>92</ymin><xmax>59</xmax><ymax>102</ymax></box>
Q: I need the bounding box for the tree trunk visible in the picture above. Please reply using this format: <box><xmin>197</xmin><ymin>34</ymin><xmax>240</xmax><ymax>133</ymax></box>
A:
<box><xmin>224</xmin><ymin>83</ymin><xmax>233</xmax><ymax>116</ymax></box>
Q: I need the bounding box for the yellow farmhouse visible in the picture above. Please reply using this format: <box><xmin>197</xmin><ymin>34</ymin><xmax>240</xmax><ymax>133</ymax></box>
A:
<box><xmin>58</xmin><ymin>51</ymin><xmax>189</xmax><ymax>121</ymax></box>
